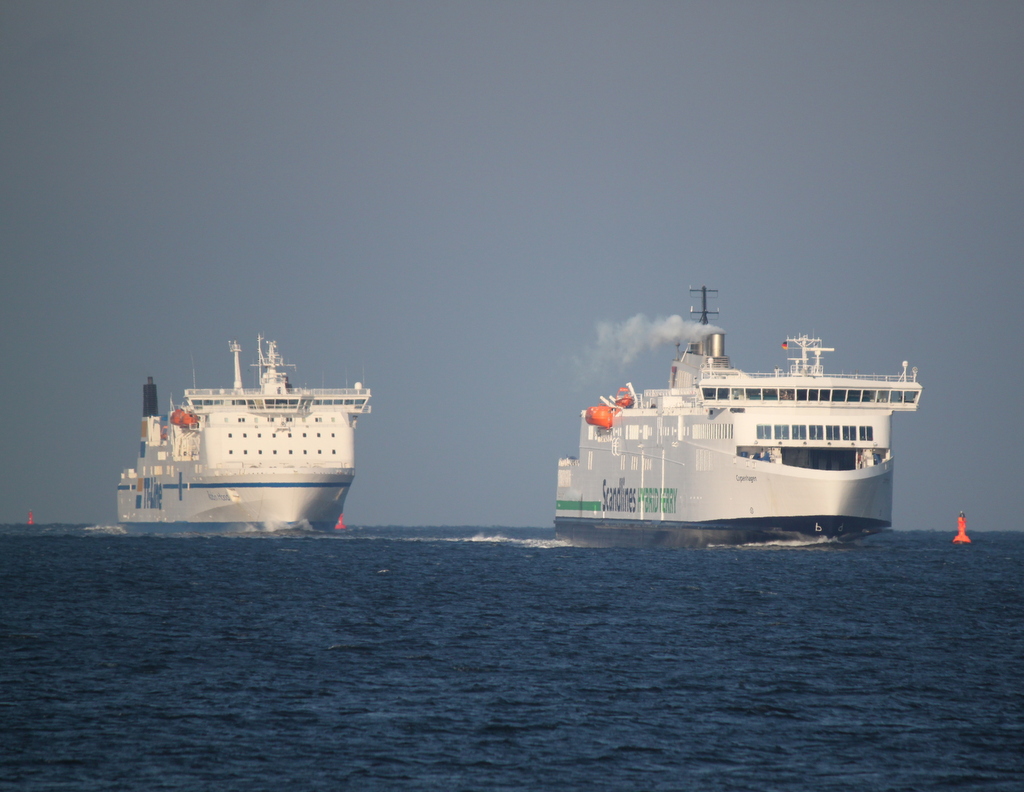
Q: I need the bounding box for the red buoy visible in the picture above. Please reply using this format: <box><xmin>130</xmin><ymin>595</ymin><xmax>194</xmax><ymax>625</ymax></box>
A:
<box><xmin>952</xmin><ymin>511</ymin><xmax>971</xmax><ymax>544</ymax></box>
<box><xmin>334</xmin><ymin>514</ymin><xmax>347</xmax><ymax>531</ymax></box>
<box><xmin>27</xmin><ymin>510</ymin><xmax>34</xmax><ymax>525</ymax></box>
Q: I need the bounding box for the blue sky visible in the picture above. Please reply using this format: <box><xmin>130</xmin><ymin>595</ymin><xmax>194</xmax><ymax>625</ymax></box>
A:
<box><xmin>2</xmin><ymin>1</ymin><xmax>1022</xmax><ymax>529</ymax></box>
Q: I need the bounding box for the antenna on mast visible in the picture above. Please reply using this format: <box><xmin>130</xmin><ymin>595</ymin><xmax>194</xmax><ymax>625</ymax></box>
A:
<box><xmin>689</xmin><ymin>285</ymin><xmax>719</xmax><ymax>325</ymax></box>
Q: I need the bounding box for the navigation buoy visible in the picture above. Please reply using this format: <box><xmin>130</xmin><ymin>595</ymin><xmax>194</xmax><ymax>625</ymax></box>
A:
<box><xmin>952</xmin><ymin>511</ymin><xmax>970</xmax><ymax>544</ymax></box>
<box><xmin>27</xmin><ymin>510</ymin><xmax>34</xmax><ymax>525</ymax></box>
<box><xmin>334</xmin><ymin>514</ymin><xmax>347</xmax><ymax>531</ymax></box>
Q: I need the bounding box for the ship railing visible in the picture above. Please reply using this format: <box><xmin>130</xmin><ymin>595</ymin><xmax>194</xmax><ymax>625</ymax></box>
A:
<box><xmin>641</xmin><ymin>388</ymin><xmax>700</xmax><ymax>408</ymax></box>
<box><xmin>185</xmin><ymin>387</ymin><xmax>371</xmax><ymax>396</ymax></box>
<box><xmin>703</xmin><ymin>371</ymin><xmax>918</xmax><ymax>383</ymax></box>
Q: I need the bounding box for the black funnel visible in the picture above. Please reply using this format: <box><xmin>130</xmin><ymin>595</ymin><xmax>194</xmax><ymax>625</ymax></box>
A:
<box><xmin>143</xmin><ymin>377</ymin><xmax>158</xmax><ymax>417</ymax></box>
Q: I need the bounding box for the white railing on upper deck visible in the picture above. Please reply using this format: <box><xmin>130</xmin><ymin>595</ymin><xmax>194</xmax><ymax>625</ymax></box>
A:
<box><xmin>702</xmin><ymin>371</ymin><xmax>918</xmax><ymax>383</ymax></box>
<box><xmin>185</xmin><ymin>387</ymin><xmax>370</xmax><ymax>397</ymax></box>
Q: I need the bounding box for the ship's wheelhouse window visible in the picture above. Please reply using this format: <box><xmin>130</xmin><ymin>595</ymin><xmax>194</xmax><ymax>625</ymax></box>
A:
<box><xmin>792</xmin><ymin>425</ymin><xmax>807</xmax><ymax>440</ymax></box>
<box><xmin>859</xmin><ymin>426</ymin><xmax>874</xmax><ymax>441</ymax></box>
<box><xmin>779</xmin><ymin>389</ymin><xmax>794</xmax><ymax>401</ymax></box>
<box><xmin>702</xmin><ymin>388</ymin><xmax>716</xmax><ymax>399</ymax></box>
<box><xmin>818</xmin><ymin>390</ymin><xmax>830</xmax><ymax>401</ymax></box>
<box><xmin>796</xmin><ymin>389</ymin><xmax>808</xmax><ymax>401</ymax></box>
<box><xmin>842</xmin><ymin>426</ymin><xmax>855</xmax><ymax>441</ymax></box>
<box><xmin>862</xmin><ymin>390</ymin><xmax>877</xmax><ymax>403</ymax></box>
<box><xmin>717</xmin><ymin>388</ymin><xmax>729</xmax><ymax>400</ymax></box>
<box><xmin>355</xmin><ymin>400</ymin><xmax>366</xmax><ymax>406</ymax></box>
<box><xmin>847</xmin><ymin>390</ymin><xmax>862</xmax><ymax>402</ymax></box>
<box><xmin>731</xmin><ymin>388</ymin><xmax>745</xmax><ymax>400</ymax></box>
<box><xmin>810</xmin><ymin>425</ymin><xmax>824</xmax><ymax>440</ymax></box>
<box><xmin>875</xmin><ymin>390</ymin><xmax>889</xmax><ymax>403</ymax></box>
<box><xmin>746</xmin><ymin>388</ymin><xmax>762</xmax><ymax>401</ymax></box>
<box><xmin>774</xmin><ymin>425</ymin><xmax>789</xmax><ymax>440</ymax></box>
<box><xmin>890</xmin><ymin>390</ymin><xmax>903</xmax><ymax>403</ymax></box>
<box><xmin>903</xmin><ymin>391</ymin><xmax>918</xmax><ymax>404</ymax></box>
<box><xmin>763</xmin><ymin>388</ymin><xmax>779</xmax><ymax>401</ymax></box>
<box><xmin>831</xmin><ymin>389</ymin><xmax>846</xmax><ymax>402</ymax></box>
<box><xmin>232</xmin><ymin>399</ymin><xmax>246</xmax><ymax>406</ymax></box>
<box><xmin>756</xmin><ymin>425</ymin><xmax>771</xmax><ymax>439</ymax></box>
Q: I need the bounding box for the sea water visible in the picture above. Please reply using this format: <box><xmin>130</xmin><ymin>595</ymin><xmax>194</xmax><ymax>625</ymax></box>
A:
<box><xmin>1</xmin><ymin>526</ymin><xmax>1021</xmax><ymax>791</ymax></box>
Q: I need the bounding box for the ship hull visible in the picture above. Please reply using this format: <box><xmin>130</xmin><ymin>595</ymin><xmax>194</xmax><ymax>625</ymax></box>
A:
<box><xmin>555</xmin><ymin>515</ymin><xmax>888</xmax><ymax>548</ymax></box>
<box><xmin>117</xmin><ymin>471</ymin><xmax>353</xmax><ymax>532</ymax></box>
<box><xmin>119</xmin><ymin>519</ymin><xmax>345</xmax><ymax>534</ymax></box>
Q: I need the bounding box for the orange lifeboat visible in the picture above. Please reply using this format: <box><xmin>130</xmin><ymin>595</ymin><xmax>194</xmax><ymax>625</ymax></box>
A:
<box><xmin>170</xmin><ymin>408</ymin><xmax>199</xmax><ymax>428</ymax></box>
<box><xmin>585</xmin><ymin>404</ymin><xmax>619</xmax><ymax>429</ymax></box>
<box><xmin>614</xmin><ymin>387</ymin><xmax>634</xmax><ymax>408</ymax></box>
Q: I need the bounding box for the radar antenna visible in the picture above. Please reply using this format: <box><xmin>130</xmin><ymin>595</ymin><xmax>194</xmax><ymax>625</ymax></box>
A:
<box><xmin>689</xmin><ymin>285</ymin><xmax>719</xmax><ymax>325</ymax></box>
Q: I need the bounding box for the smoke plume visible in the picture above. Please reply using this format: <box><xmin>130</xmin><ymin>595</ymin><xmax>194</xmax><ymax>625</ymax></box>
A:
<box><xmin>581</xmin><ymin>314</ymin><xmax>720</xmax><ymax>372</ymax></box>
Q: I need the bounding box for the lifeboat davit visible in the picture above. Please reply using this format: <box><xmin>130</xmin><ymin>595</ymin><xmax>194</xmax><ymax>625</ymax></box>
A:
<box><xmin>170</xmin><ymin>408</ymin><xmax>199</xmax><ymax>428</ymax></box>
<box><xmin>585</xmin><ymin>404</ymin><xmax>619</xmax><ymax>429</ymax></box>
<box><xmin>614</xmin><ymin>387</ymin><xmax>634</xmax><ymax>408</ymax></box>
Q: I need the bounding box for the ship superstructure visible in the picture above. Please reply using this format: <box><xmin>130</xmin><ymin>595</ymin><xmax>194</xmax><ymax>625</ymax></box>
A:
<box><xmin>555</xmin><ymin>289</ymin><xmax>921</xmax><ymax>546</ymax></box>
<box><xmin>117</xmin><ymin>338</ymin><xmax>371</xmax><ymax>531</ymax></box>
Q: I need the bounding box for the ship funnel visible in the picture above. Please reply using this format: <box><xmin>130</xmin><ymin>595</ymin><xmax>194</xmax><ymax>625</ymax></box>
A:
<box><xmin>143</xmin><ymin>376</ymin><xmax>159</xmax><ymax>417</ymax></box>
<box><xmin>702</xmin><ymin>333</ymin><xmax>730</xmax><ymax>369</ymax></box>
<box><xmin>703</xmin><ymin>333</ymin><xmax>726</xmax><ymax>358</ymax></box>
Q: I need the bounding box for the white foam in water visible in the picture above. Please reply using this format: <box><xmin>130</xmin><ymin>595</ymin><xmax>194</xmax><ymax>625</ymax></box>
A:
<box><xmin>711</xmin><ymin>535</ymin><xmax>843</xmax><ymax>549</ymax></box>
<box><xmin>84</xmin><ymin>525</ymin><xmax>127</xmax><ymax>535</ymax></box>
<box><xmin>465</xmin><ymin>533</ymin><xmax>570</xmax><ymax>549</ymax></box>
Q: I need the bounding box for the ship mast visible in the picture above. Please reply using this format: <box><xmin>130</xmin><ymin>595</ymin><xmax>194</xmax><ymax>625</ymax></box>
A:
<box><xmin>230</xmin><ymin>340</ymin><xmax>243</xmax><ymax>390</ymax></box>
<box><xmin>689</xmin><ymin>285</ymin><xmax>719</xmax><ymax>325</ymax></box>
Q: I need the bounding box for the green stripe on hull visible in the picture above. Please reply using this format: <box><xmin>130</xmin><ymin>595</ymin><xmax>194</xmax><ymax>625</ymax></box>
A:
<box><xmin>556</xmin><ymin>500</ymin><xmax>602</xmax><ymax>512</ymax></box>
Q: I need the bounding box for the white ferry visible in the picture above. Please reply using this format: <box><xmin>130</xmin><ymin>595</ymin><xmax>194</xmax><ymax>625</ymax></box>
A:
<box><xmin>555</xmin><ymin>289</ymin><xmax>922</xmax><ymax>546</ymax></box>
<box><xmin>117</xmin><ymin>338</ymin><xmax>370</xmax><ymax>532</ymax></box>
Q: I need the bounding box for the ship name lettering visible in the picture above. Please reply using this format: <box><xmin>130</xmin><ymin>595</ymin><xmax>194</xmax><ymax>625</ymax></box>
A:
<box><xmin>602</xmin><ymin>478</ymin><xmax>637</xmax><ymax>513</ymax></box>
<box><xmin>602</xmin><ymin>479</ymin><xmax>678</xmax><ymax>514</ymax></box>
<box><xmin>736</xmin><ymin>475</ymin><xmax>757</xmax><ymax>483</ymax></box>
